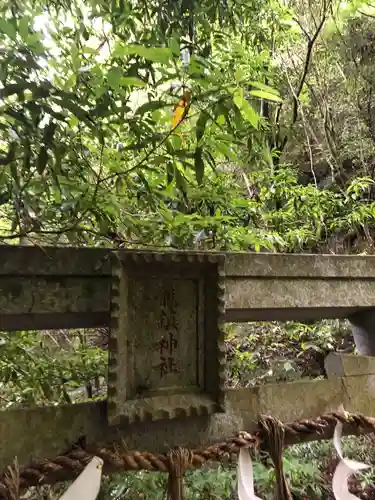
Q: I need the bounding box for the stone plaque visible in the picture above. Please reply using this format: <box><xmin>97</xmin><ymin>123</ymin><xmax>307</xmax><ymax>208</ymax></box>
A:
<box><xmin>107</xmin><ymin>251</ymin><xmax>226</xmax><ymax>425</ymax></box>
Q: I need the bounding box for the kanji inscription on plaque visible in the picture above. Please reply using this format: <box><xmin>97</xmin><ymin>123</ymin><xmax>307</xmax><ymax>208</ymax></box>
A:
<box><xmin>107</xmin><ymin>251</ymin><xmax>225</xmax><ymax>425</ymax></box>
<box><xmin>155</xmin><ymin>285</ymin><xmax>180</xmax><ymax>380</ymax></box>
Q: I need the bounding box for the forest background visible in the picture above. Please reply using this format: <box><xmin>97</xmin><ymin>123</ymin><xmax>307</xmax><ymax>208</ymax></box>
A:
<box><xmin>1</xmin><ymin>0</ymin><xmax>375</xmax><ymax>497</ymax></box>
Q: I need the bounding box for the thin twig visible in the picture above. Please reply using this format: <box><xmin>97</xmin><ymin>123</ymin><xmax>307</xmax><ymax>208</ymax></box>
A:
<box><xmin>282</xmin><ymin>60</ymin><xmax>317</xmax><ymax>187</ymax></box>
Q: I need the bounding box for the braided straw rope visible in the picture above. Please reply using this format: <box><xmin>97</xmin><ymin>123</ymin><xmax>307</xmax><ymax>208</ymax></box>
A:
<box><xmin>0</xmin><ymin>412</ymin><xmax>374</xmax><ymax>498</ymax></box>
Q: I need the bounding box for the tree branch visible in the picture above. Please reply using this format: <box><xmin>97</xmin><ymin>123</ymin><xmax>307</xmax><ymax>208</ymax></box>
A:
<box><xmin>275</xmin><ymin>0</ymin><xmax>331</xmax><ymax>158</ymax></box>
<box><xmin>292</xmin><ymin>8</ymin><xmax>329</xmax><ymax>124</ymax></box>
<box><xmin>358</xmin><ymin>10</ymin><xmax>375</xmax><ymax>19</ymax></box>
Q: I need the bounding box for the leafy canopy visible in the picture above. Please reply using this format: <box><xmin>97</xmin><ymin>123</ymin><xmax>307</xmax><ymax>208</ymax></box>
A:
<box><xmin>0</xmin><ymin>0</ymin><xmax>374</xmax><ymax>253</ymax></box>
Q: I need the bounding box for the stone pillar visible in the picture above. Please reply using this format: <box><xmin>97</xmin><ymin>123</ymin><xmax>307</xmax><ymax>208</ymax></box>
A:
<box><xmin>349</xmin><ymin>309</ymin><xmax>375</xmax><ymax>356</ymax></box>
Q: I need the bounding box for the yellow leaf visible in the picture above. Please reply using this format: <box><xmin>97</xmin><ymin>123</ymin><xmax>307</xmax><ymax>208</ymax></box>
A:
<box><xmin>172</xmin><ymin>90</ymin><xmax>190</xmax><ymax>131</ymax></box>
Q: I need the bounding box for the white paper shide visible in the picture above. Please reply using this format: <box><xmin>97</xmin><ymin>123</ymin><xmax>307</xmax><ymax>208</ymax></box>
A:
<box><xmin>59</xmin><ymin>456</ymin><xmax>103</xmax><ymax>500</ymax></box>
<box><xmin>237</xmin><ymin>447</ymin><xmax>263</xmax><ymax>500</ymax></box>
<box><xmin>332</xmin><ymin>420</ymin><xmax>370</xmax><ymax>500</ymax></box>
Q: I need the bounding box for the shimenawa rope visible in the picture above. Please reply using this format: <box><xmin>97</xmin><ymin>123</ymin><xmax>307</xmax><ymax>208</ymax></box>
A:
<box><xmin>0</xmin><ymin>412</ymin><xmax>374</xmax><ymax>499</ymax></box>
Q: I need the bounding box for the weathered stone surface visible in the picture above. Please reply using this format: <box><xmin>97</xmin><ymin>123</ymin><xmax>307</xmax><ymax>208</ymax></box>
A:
<box><xmin>224</xmin><ymin>252</ymin><xmax>375</xmax><ymax>321</ymax></box>
<box><xmin>0</xmin><ymin>376</ymin><xmax>369</xmax><ymax>472</ymax></box>
<box><xmin>0</xmin><ymin>311</ymin><xmax>109</xmax><ymax>331</ymax></box>
<box><xmin>226</xmin><ymin>279</ymin><xmax>375</xmax><ymax>310</ymax></box>
<box><xmin>255</xmin><ymin>378</ymin><xmax>344</xmax><ymax>424</ymax></box>
<box><xmin>0</xmin><ymin>277</ymin><xmax>110</xmax><ymax>330</ymax></box>
<box><xmin>323</xmin><ymin>354</ymin><xmax>375</xmax><ymax>416</ymax></box>
<box><xmin>108</xmin><ymin>252</ymin><xmax>226</xmax><ymax>425</ymax></box>
<box><xmin>225</xmin><ymin>278</ymin><xmax>375</xmax><ymax>321</ymax></box>
<box><xmin>225</xmin><ymin>252</ymin><xmax>375</xmax><ymax>278</ymax></box>
<box><xmin>0</xmin><ymin>245</ymin><xmax>110</xmax><ymax>275</ymax></box>
<box><xmin>4</xmin><ymin>247</ymin><xmax>375</xmax><ymax>278</ymax></box>
<box><xmin>325</xmin><ymin>353</ymin><xmax>375</xmax><ymax>377</ymax></box>
<box><xmin>1</xmin><ymin>247</ymin><xmax>375</xmax><ymax>330</ymax></box>
<box><xmin>225</xmin><ymin>306</ymin><xmax>365</xmax><ymax>322</ymax></box>
<box><xmin>0</xmin><ymin>277</ymin><xmax>109</xmax><ymax>314</ymax></box>
<box><xmin>340</xmin><ymin>374</ymin><xmax>375</xmax><ymax>416</ymax></box>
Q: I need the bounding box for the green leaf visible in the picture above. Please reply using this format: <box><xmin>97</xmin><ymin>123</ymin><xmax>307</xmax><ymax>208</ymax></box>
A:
<box><xmin>174</xmin><ymin>167</ymin><xmax>187</xmax><ymax>194</ymax></box>
<box><xmin>80</xmin><ymin>22</ymin><xmax>90</xmax><ymax>41</ymax></box>
<box><xmin>82</xmin><ymin>46</ymin><xmax>98</xmax><ymax>55</ymax></box>
<box><xmin>125</xmin><ymin>133</ymin><xmax>163</xmax><ymax>150</ymax></box>
<box><xmin>0</xmin><ymin>19</ymin><xmax>17</xmax><ymax>39</ymax></box>
<box><xmin>170</xmin><ymin>134</ymin><xmax>182</xmax><ymax>150</ymax></box>
<box><xmin>233</xmin><ymin>88</ymin><xmax>259</xmax><ymax>128</ymax></box>
<box><xmin>250</xmin><ymin>89</ymin><xmax>282</xmax><ymax>102</ymax></box>
<box><xmin>166</xmin><ymin>161</ymin><xmax>174</xmax><ymax>184</ymax></box>
<box><xmin>107</xmin><ymin>67</ymin><xmax>123</xmax><ymax>89</ymax></box>
<box><xmin>215</xmin><ymin>141</ymin><xmax>233</xmax><ymax>159</ymax></box>
<box><xmin>204</xmin><ymin>150</ymin><xmax>217</xmax><ymax>172</ymax></box>
<box><xmin>18</xmin><ymin>17</ymin><xmax>30</xmax><ymax>41</ymax></box>
<box><xmin>216</xmin><ymin>114</ymin><xmax>225</xmax><ymax>125</ymax></box>
<box><xmin>62</xmin><ymin>74</ymin><xmax>77</xmax><ymax>91</ymax></box>
<box><xmin>232</xmin><ymin>87</ymin><xmax>244</xmax><ymax>105</ymax></box>
<box><xmin>135</xmin><ymin>100</ymin><xmax>168</xmax><ymax>115</ymax></box>
<box><xmin>196</xmin><ymin>111</ymin><xmax>209</xmax><ymax>143</ymax></box>
<box><xmin>50</xmin><ymin>97</ymin><xmax>90</xmax><ymax>124</ymax></box>
<box><xmin>27</xmin><ymin>33</ymin><xmax>44</xmax><ymax>52</ymax></box>
<box><xmin>168</xmin><ymin>38</ymin><xmax>180</xmax><ymax>56</ymax></box>
<box><xmin>235</xmin><ymin>67</ymin><xmax>245</xmax><ymax>83</ymax></box>
<box><xmin>114</xmin><ymin>44</ymin><xmax>173</xmax><ymax>64</ymax></box>
<box><xmin>0</xmin><ymin>82</ymin><xmax>30</xmax><ymax>99</ymax></box>
<box><xmin>194</xmin><ymin>147</ymin><xmax>205</xmax><ymax>185</ymax></box>
<box><xmin>151</xmin><ymin>155</ymin><xmax>169</xmax><ymax>166</ymax></box>
<box><xmin>250</xmin><ymin>81</ymin><xmax>280</xmax><ymax>95</ymax></box>
<box><xmin>37</xmin><ymin>146</ymin><xmax>49</xmax><ymax>175</ymax></box>
<box><xmin>120</xmin><ymin>77</ymin><xmax>146</xmax><ymax>87</ymax></box>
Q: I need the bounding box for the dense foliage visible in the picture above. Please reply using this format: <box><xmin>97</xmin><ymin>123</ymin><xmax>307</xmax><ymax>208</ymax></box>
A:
<box><xmin>1</xmin><ymin>0</ymin><xmax>375</xmax><ymax>252</ymax></box>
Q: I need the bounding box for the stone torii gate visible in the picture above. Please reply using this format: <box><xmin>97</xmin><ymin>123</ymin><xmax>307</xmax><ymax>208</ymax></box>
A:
<box><xmin>0</xmin><ymin>246</ymin><xmax>375</xmax><ymax>494</ymax></box>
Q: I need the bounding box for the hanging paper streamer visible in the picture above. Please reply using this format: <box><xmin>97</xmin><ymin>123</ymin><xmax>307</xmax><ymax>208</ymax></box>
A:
<box><xmin>59</xmin><ymin>456</ymin><xmax>103</xmax><ymax>500</ymax></box>
<box><xmin>181</xmin><ymin>47</ymin><xmax>190</xmax><ymax>69</ymax></box>
<box><xmin>332</xmin><ymin>418</ymin><xmax>370</xmax><ymax>499</ymax></box>
<box><xmin>237</xmin><ymin>448</ymin><xmax>263</xmax><ymax>500</ymax></box>
<box><xmin>171</xmin><ymin>43</ymin><xmax>191</xmax><ymax>134</ymax></box>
